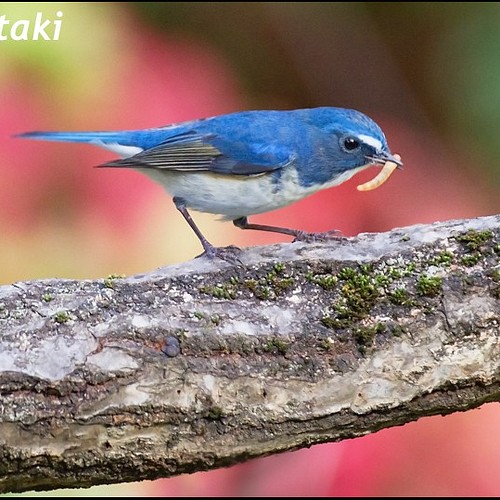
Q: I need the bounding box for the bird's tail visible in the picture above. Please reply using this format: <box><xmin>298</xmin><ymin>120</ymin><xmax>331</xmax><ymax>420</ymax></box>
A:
<box><xmin>14</xmin><ymin>129</ymin><xmax>176</xmax><ymax>156</ymax></box>
<box><xmin>15</xmin><ymin>130</ymin><xmax>138</xmax><ymax>145</ymax></box>
<box><xmin>15</xmin><ymin>125</ymin><xmax>187</xmax><ymax>153</ymax></box>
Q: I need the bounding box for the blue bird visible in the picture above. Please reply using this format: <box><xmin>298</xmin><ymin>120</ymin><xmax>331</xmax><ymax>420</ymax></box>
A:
<box><xmin>18</xmin><ymin>107</ymin><xmax>401</xmax><ymax>258</ymax></box>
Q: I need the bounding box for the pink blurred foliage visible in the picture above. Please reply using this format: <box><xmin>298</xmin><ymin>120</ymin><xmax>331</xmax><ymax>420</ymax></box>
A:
<box><xmin>333</xmin><ymin>403</ymin><xmax>500</xmax><ymax>496</ymax></box>
<box><xmin>0</xmin><ymin>81</ymin><xmax>57</xmax><ymax>230</ymax></box>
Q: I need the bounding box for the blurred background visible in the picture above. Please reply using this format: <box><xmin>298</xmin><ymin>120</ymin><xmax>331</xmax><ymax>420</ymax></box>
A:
<box><xmin>2</xmin><ymin>2</ymin><xmax>500</xmax><ymax>496</ymax></box>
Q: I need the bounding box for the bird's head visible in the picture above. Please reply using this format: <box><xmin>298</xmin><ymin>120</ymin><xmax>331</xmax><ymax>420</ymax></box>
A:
<box><xmin>316</xmin><ymin>107</ymin><xmax>402</xmax><ymax>171</ymax></box>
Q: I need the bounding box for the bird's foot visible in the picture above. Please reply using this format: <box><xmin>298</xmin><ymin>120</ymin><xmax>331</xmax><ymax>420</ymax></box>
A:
<box><xmin>196</xmin><ymin>244</ymin><xmax>243</xmax><ymax>264</ymax></box>
<box><xmin>292</xmin><ymin>229</ymin><xmax>345</xmax><ymax>243</ymax></box>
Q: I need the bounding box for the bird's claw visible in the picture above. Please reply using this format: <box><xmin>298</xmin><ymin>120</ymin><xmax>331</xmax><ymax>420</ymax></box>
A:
<box><xmin>197</xmin><ymin>244</ymin><xmax>243</xmax><ymax>264</ymax></box>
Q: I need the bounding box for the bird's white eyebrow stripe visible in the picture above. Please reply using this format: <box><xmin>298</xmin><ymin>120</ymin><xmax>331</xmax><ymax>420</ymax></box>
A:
<box><xmin>358</xmin><ymin>134</ymin><xmax>383</xmax><ymax>150</ymax></box>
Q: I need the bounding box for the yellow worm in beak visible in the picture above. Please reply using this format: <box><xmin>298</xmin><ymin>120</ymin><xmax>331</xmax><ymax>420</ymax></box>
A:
<box><xmin>357</xmin><ymin>153</ymin><xmax>401</xmax><ymax>192</ymax></box>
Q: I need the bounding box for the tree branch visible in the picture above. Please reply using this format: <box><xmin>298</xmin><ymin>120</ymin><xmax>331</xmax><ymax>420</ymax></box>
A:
<box><xmin>1</xmin><ymin>214</ymin><xmax>500</xmax><ymax>493</ymax></box>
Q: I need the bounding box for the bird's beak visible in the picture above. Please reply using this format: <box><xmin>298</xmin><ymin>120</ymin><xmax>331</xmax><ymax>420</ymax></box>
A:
<box><xmin>365</xmin><ymin>151</ymin><xmax>403</xmax><ymax>169</ymax></box>
<box><xmin>357</xmin><ymin>151</ymin><xmax>402</xmax><ymax>191</ymax></box>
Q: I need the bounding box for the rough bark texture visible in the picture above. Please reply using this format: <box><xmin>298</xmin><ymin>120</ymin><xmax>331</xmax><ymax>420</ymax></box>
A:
<box><xmin>1</xmin><ymin>215</ymin><xmax>500</xmax><ymax>493</ymax></box>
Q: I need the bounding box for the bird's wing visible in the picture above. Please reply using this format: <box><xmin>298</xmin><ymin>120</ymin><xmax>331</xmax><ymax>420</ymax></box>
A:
<box><xmin>99</xmin><ymin>130</ymin><xmax>291</xmax><ymax>176</ymax></box>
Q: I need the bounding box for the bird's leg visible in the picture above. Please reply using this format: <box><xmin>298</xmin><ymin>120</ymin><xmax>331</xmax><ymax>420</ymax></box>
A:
<box><xmin>173</xmin><ymin>197</ymin><xmax>215</xmax><ymax>254</ymax></box>
<box><xmin>173</xmin><ymin>197</ymin><xmax>241</xmax><ymax>261</ymax></box>
<box><xmin>233</xmin><ymin>217</ymin><xmax>343</xmax><ymax>243</ymax></box>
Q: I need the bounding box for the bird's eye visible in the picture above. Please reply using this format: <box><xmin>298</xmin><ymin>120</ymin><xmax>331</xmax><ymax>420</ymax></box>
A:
<box><xmin>342</xmin><ymin>137</ymin><xmax>361</xmax><ymax>152</ymax></box>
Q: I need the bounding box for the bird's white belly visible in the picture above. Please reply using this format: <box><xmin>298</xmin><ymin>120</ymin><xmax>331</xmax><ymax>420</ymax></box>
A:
<box><xmin>138</xmin><ymin>164</ymin><xmax>369</xmax><ymax>219</ymax></box>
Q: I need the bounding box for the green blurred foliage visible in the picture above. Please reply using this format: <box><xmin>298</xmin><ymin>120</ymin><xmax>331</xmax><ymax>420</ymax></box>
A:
<box><xmin>0</xmin><ymin>3</ymin><xmax>124</xmax><ymax>95</ymax></box>
<box><xmin>366</xmin><ymin>3</ymin><xmax>500</xmax><ymax>170</ymax></box>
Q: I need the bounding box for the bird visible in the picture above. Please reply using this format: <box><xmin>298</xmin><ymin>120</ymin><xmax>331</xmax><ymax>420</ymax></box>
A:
<box><xmin>17</xmin><ymin>107</ymin><xmax>402</xmax><ymax>259</ymax></box>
